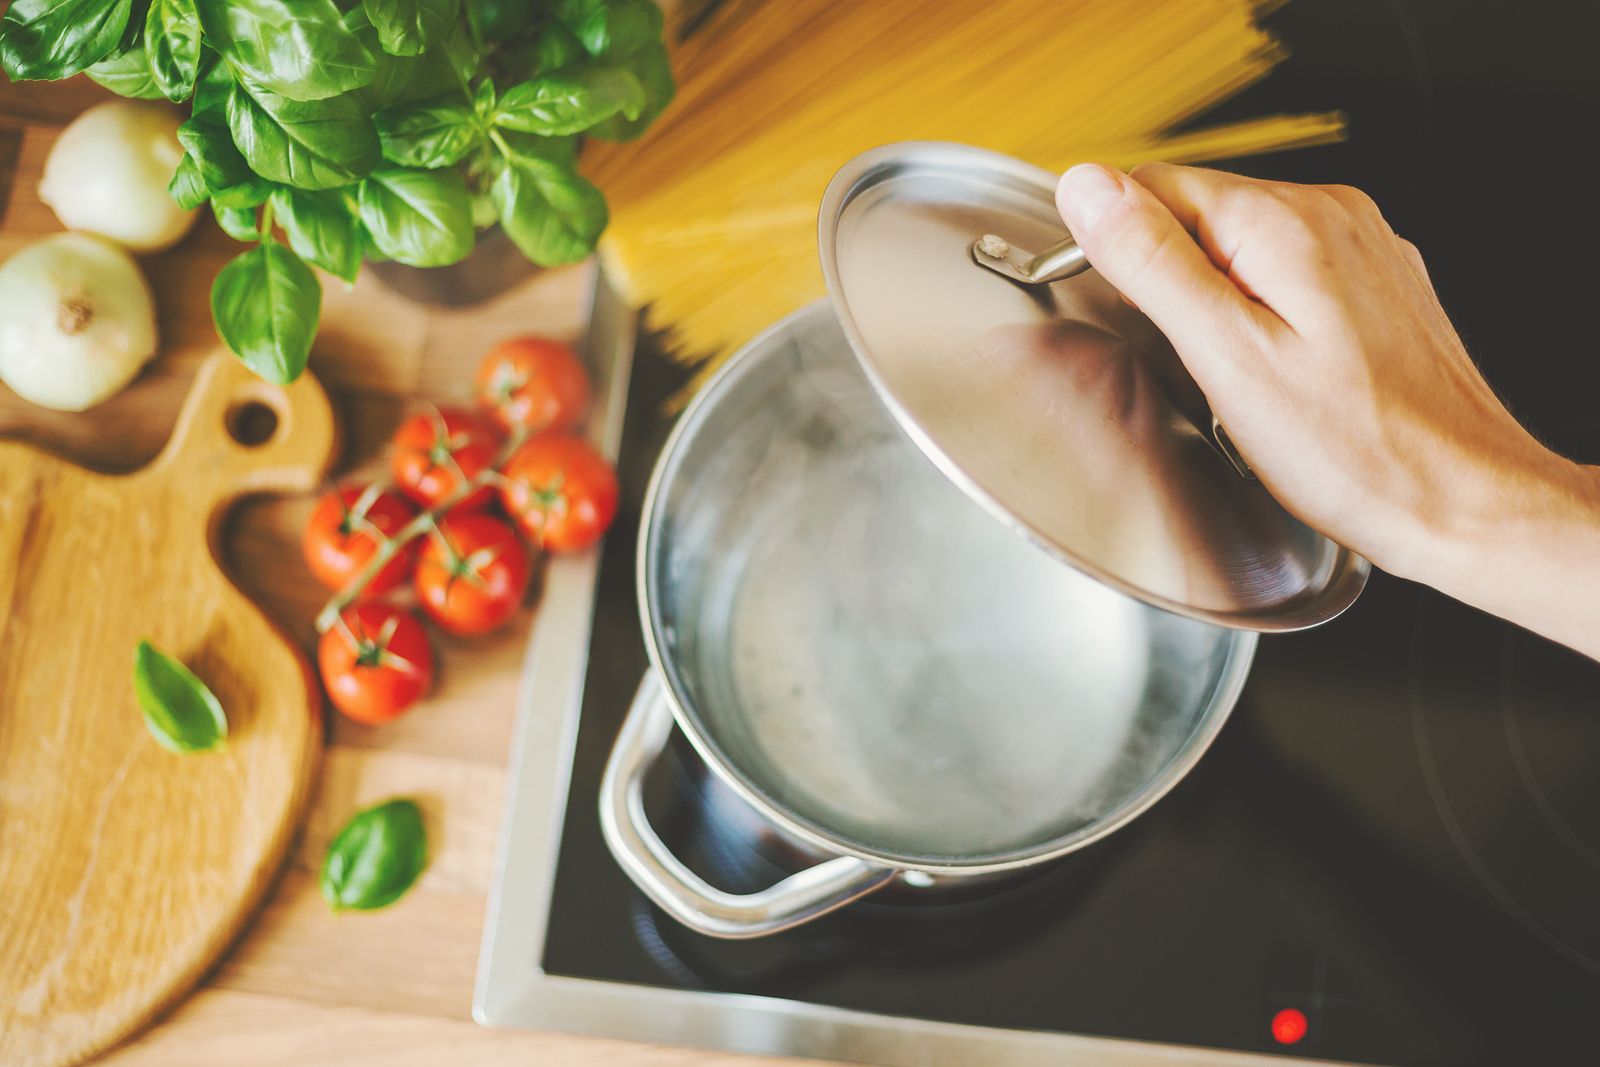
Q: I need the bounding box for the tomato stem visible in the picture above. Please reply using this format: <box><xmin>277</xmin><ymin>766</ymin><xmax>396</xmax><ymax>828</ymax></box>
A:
<box><xmin>314</xmin><ymin>423</ymin><xmax>532</xmax><ymax>633</ymax></box>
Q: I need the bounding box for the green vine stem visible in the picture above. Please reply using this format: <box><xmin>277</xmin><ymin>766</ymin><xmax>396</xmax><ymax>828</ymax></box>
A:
<box><xmin>314</xmin><ymin>424</ymin><xmax>529</xmax><ymax>633</ymax></box>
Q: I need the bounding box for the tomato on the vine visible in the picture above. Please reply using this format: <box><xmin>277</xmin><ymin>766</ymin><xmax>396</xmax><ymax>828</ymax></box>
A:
<box><xmin>318</xmin><ymin>604</ymin><xmax>435</xmax><ymax>724</ymax></box>
<box><xmin>499</xmin><ymin>434</ymin><xmax>619</xmax><ymax>553</ymax></box>
<box><xmin>475</xmin><ymin>336</ymin><xmax>590</xmax><ymax>435</ymax></box>
<box><xmin>390</xmin><ymin>407</ymin><xmax>498</xmax><ymax>510</ymax></box>
<box><xmin>414</xmin><ymin>512</ymin><xmax>531</xmax><ymax>636</ymax></box>
<box><xmin>302</xmin><ymin>485</ymin><xmax>417</xmax><ymax>596</ymax></box>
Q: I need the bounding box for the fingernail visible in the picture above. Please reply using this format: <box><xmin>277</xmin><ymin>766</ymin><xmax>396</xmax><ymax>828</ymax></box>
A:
<box><xmin>1057</xmin><ymin>164</ymin><xmax>1125</xmax><ymax>237</ymax></box>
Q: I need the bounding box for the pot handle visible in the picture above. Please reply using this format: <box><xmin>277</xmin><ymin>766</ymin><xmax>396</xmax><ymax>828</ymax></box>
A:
<box><xmin>599</xmin><ymin>673</ymin><xmax>897</xmax><ymax>939</ymax></box>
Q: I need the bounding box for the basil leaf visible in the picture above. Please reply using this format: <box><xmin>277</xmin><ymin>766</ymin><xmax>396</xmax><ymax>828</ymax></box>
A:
<box><xmin>395</xmin><ymin>18</ymin><xmax>475</xmax><ymax>101</ymax></box>
<box><xmin>114</xmin><ymin>0</ymin><xmax>148</xmax><ymax>52</ymax></box>
<box><xmin>589</xmin><ymin>39</ymin><xmax>672</xmax><ymax>141</ymax></box>
<box><xmin>227</xmin><ymin>80</ymin><xmax>381</xmax><ymax>191</ymax></box>
<box><xmin>463</xmin><ymin>142</ymin><xmax>503</xmax><ymax>228</ymax></box>
<box><xmin>571</xmin><ymin>0</ymin><xmax>660</xmax><ymax>58</ymax></box>
<box><xmin>177</xmin><ymin>113</ymin><xmax>253</xmax><ymax>190</ymax></box>
<box><xmin>144</xmin><ymin>0</ymin><xmax>199</xmax><ymax>101</ymax></box>
<box><xmin>361</xmin><ymin>0</ymin><xmax>455</xmax><ymax>58</ymax></box>
<box><xmin>375</xmin><ymin>96</ymin><xmax>479</xmax><ymax>169</ymax></box>
<box><xmin>531</xmin><ymin>22</ymin><xmax>582</xmax><ymax>75</ymax></box>
<box><xmin>213</xmin><ymin>203</ymin><xmax>259</xmax><ymax>241</ymax></box>
<box><xmin>211</xmin><ymin>174</ymin><xmax>274</xmax><ymax>209</ymax></box>
<box><xmin>494</xmin><ymin>67</ymin><xmax>644</xmax><ymax>137</ymax></box>
<box><xmin>132</xmin><ymin>639</ymin><xmax>227</xmax><ymax>753</ymax></box>
<box><xmin>196</xmin><ymin>0</ymin><xmax>374</xmax><ymax>101</ymax></box>
<box><xmin>168</xmin><ymin>152</ymin><xmax>208</xmax><ymax>209</ymax></box>
<box><xmin>0</xmin><ymin>0</ymin><xmax>133</xmax><ymax>80</ymax></box>
<box><xmin>464</xmin><ymin>0</ymin><xmax>535</xmax><ymax>45</ymax></box>
<box><xmin>86</xmin><ymin>45</ymin><xmax>164</xmax><ymax>99</ymax></box>
<box><xmin>549</xmin><ymin>0</ymin><xmax>603</xmax><ymax>30</ymax></box>
<box><xmin>358</xmin><ymin>167</ymin><xmax>473</xmax><ymax>267</ymax></box>
<box><xmin>472</xmin><ymin>78</ymin><xmax>496</xmax><ymax>119</ymax></box>
<box><xmin>211</xmin><ymin>242</ymin><xmax>321</xmax><ymax>383</ymax></box>
<box><xmin>345</xmin><ymin>6</ymin><xmax>421</xmax><ymax>109</ymax></box>
<box><xmin>191</xmin><ymin>48</ymin><xmax>232</xmax><ymax>114</ymax></box>
<box><xmin>320</xmin><ymin>798</ymin><xmax>428</xmax><ymax>911</ymax></box>
<box><xmin>180</xmin><ymin>110</ymin><xmax>275</xmax><ymax>208</ymax></box>
<box><xmin>494</xmin><ymin>128</ymin><xmax>577</xmax><ymax>168</ymax></box>
<box><xmin>271</xmin><ymin>187</ymin><xmax>361</xmax><ymax>283</ymax></box>
<box><xmin>493</xmin><ymin>155</ymin><xmax>606</xmax><ymax>266</ymax></box>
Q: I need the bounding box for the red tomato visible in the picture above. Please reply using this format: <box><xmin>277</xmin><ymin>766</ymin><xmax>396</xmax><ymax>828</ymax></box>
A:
<box><xmin>301</xmin><ymin>485</ymin><xmax>418</xmax><ymax>596</ymax></box>
<box><xmin>475</xmin><ymin>336</ymin><xmax>590</xmax><ymax>434</ymax></box>
<box><xmin>390</xmin><ymin>407</ymin><xmax>498</xmax><ymax>510</ymax></box>
<box><xmin>318</xmin><ymin>604</ymin><xmax>435</xmax><ymax>724</ymax></box>
<box><xmin>498</xmin><ymin>434</ymin><xmax>619</xmax><ymax>553</ymax></box>
<box><xmin>413</xmin><ymin>512</ymin><xmax>531</xmax><ymax>636</ymax></box>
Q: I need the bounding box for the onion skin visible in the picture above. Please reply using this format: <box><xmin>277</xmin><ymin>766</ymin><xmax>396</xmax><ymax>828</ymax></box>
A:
<box><xmin>38</xmin><ymin>101</ymin><xmax>197</xmax><ymax>254</ymax></box>
<box><xmin>0</xmin><ymin>233</ymin><xmax>158</xmax><ymax>411</ymax></box>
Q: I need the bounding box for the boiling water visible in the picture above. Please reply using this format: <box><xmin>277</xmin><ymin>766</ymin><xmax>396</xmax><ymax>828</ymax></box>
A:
<box><xmin>654</xmin><ymin>311</ymin><xmax>1239</xmax><ymax>863</ymax></box>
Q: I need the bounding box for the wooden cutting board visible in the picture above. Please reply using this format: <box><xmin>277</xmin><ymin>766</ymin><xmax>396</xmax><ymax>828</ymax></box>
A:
<box><xmin>0</xmin><ymin>353</ymin><xmax>336</xmax><ymax>1067</ymax></box>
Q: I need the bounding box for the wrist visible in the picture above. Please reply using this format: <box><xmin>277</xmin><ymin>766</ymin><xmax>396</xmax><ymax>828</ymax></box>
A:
<box><xmin>1420</xmin><ymin>448</ymin><xmax>1600</xmax><ymax>653</ymax></box>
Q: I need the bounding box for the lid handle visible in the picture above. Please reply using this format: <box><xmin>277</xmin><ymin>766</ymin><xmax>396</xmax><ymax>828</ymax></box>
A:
<box><xmin>971</xmin><ymin>233</ymin><xmax>1256</xmax><ymax>480</ymax></box>
<box><xmin>971</xmin><ymin>233</ymin><xmax>1091</xmax><ymax>285</ymax></box>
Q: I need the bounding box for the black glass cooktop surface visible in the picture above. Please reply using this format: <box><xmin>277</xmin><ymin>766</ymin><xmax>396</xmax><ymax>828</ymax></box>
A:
<box><xmin>539</xmin><ymin>0</ymin><xmax>1600</xmax><ymax>1063</ymax></box>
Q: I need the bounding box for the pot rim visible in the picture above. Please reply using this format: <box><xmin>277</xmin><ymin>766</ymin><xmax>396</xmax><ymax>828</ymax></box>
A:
<box><xmin>635</xmin><ymin>301</ymin><xmax>1259</xmax><ymax>877</ymax></box>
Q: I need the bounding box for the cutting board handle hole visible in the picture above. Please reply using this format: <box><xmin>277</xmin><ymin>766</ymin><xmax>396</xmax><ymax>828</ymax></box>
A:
<box><xmin>225</xmin><ymin>398</ymin><xmax>281</xmax><ymax>448</ymax></box>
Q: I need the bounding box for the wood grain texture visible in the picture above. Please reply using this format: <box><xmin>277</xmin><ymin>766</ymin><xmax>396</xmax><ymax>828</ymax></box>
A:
<box><xmin>0</xmin><ymin>75</ymin><xmax>811</xmax><ymax>1067</ymax></box>
<box><xmin>0</xmin><ymin>356</ymin><xmax>336</xmax><ymax>1067</ymax></box>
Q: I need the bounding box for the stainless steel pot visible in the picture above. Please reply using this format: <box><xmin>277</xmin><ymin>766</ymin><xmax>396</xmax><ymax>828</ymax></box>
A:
<box><xmin>600</xmin><ymin>302</ymin><xmax>1257</xmax><ymax>939</ymax></box>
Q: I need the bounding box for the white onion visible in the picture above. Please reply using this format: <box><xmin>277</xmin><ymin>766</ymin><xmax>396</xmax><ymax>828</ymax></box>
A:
<box><xmin>38</xmin><ymin>100</ymin><xmax>197</xmax><ymax>254</ymax></box>
<box><xmin>0</xmin><ymin>233</ymin><xmax>158</xmax><ymax>411</ymax></box>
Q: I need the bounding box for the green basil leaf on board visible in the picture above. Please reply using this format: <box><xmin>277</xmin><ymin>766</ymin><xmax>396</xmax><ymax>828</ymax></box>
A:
<box><xmin>360</xmin><ymin>0</ymin><xmax>456</xmax><ymax>59</ymax></box>
<box><xmin>132</xmin><ymin>639</ymin><xmax>227</xmax><ymax>753</ymax></box>
<box><xmin>168</xmin><ymin>152</ymin><xmax>208</xmax><ymax>209</ymax></box>
<box><xmin>195</xmin><ymin>0</ymin><xmax>374</xmax><ymax>102</ymax></box>
<box><xmin>494</xmin><ymin>67</ymin><xmax>644</xmax><ymax>137</ymax></box>
<box><xmin>375</xmin><ymin>96</ymin><xmax>480</xmax><ymax>169</ymax></box>
<box><xmin>211</xmin><ymin>242</ymin><xmax>321</xmax><ymax>383</ymax></box>
<box><xmin>271</xmin><ymin>187</ymin><xmax>362</xmax><ymax>283</ymax></box>
<box><xmin>144</xmin><ymin>0</ymin><xmax>199</xmax><ymax>100</ymax></box>
<box><xmin>493</xmin><ymin>154</ymin><xmax>606</xmax><ymax>266</ymax></box>
<box><xmin>589</xmin><ymin>39</ymin><xmax>672</xmax><ymax>141</ymax></box>
<box><xmin>227</xmin><ymin>80</ymin><xmax>381</xmax><ymax>191</ymax></box>
<box><xmin>0</xmin><ymin>0</ymin><xmax>133</xmax><ymax>80</ymax></box>
<box><xmin>212</xmin><ymin>202</ymin><xmax>260</xmax><ymax>241</ymax></box>
<box><xmin>358</xmin><ymin>167</ymin><xmax>473</xmax><ymax>267</ymax></box>
<box><xmin>320</xmin><ymin>798</ymin><xmax>428</xmax><ymax>911</ymax></box>
<box><xmin>85</xmin><ymin>45</ymin><xmax>164</xmax><ymax>99</ymax></box>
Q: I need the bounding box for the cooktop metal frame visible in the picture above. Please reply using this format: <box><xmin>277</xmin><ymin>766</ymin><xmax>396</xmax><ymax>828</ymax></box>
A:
<box><xmin>471</xmin><ymin>272</ymin><xmax>1346</xmax><ymax>1067</ymax></box>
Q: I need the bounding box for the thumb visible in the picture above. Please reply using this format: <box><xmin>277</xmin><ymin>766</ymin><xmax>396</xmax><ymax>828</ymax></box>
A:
<box><xmin>1055</xmin><ymin>163</ymin><xmax>1267</xmax><ymax>354</ymax></box>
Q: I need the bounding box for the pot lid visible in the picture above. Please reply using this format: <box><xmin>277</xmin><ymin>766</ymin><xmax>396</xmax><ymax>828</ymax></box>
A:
<box><xmin>817</xmin><ymin>143</ymin><xmax>1368</xmax><ymax>632</ymax></box>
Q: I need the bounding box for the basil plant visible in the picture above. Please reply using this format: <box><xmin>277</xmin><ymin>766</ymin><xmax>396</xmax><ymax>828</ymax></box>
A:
<box><xmin>0</xmin><ymin>0</ymin><xmax>673</xmax><ymax>384</ymax></box>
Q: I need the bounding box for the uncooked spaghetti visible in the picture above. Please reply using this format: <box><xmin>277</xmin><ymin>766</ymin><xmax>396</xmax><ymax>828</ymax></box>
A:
<box><xmin>586</xmin><ymin>0</ymin><xmax>1343</xmax><ymax>397</ymax></box>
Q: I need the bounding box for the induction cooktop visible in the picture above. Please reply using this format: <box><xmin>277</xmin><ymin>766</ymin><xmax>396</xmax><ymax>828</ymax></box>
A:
<box><xmin>475</xmin><ymin>1</ymin><xmax>1600</xmax><ymax>1063</ymax></box>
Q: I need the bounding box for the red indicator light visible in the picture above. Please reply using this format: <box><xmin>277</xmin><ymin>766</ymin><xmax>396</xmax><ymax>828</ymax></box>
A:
<box><xmin>1271</xmin><ymin>1007</ymin><xmax>1308</xmax><ymax>1045</ymax></box>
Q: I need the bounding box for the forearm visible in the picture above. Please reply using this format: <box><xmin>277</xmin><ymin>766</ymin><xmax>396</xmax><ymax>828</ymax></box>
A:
<box><xmin>1416</xmin><ymin>456</ymin><xmax>1600</xmax><ymax>660</ymax></box>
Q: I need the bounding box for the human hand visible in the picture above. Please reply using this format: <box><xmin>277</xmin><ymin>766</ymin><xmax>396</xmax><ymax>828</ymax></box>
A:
<box><xmin>1055</xmin><ymin>161</ymin><xmax>1600</xmax><ymax>658</ymax></box>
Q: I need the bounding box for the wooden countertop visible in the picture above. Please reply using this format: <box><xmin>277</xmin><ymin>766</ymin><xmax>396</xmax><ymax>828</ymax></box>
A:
<box><xmin>1</xmin><ymin>82</ymin><xmax>818</xmax><ymax>1067</ymax></box>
